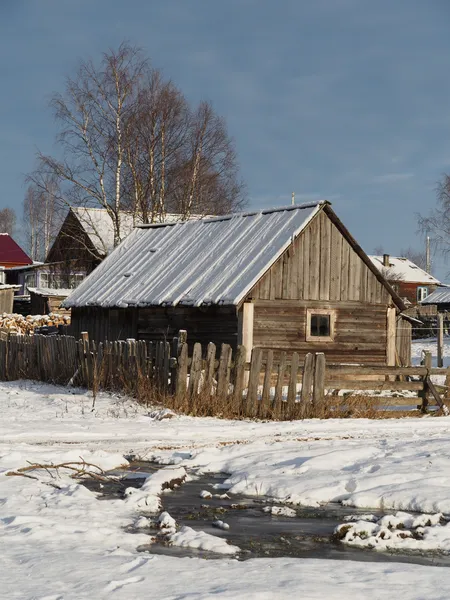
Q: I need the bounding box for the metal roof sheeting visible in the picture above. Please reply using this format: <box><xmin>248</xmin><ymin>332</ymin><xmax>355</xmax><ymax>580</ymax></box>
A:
<box><xmin>422</xmin><ymin>287</ymin><xmax>450</xmax><ymax>305</ymax></box>
<box><xmin>63</xmin><ymin>202</ymin><xmax>323</xmax><ymax>309</ymax></box>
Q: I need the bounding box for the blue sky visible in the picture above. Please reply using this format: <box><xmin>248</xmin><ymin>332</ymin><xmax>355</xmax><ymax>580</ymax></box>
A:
<box><xmin>1</xmin><ymin>0</ymin><xmax>450</xmax><ymax>278</ymax></box>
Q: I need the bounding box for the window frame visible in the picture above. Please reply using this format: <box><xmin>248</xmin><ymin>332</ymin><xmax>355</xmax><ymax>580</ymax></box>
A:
<box><xmin>306</xmin><ymin>308</ymin><xmax>336</xmax><ymax>342</ymax></box>
<box><xmin>417</xmin><ymin>286</ymin><xmax>428</xmax><ymax>302</ymax></box>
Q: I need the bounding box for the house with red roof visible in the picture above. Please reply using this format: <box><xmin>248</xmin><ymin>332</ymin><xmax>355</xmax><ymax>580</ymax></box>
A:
<box><xmin>0</xmin><ymin>234</ymin><xmax>32</xmax><ymax>269</ymax></box>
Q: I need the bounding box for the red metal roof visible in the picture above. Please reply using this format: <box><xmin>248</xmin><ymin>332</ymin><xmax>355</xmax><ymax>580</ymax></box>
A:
<box><xmin>0</xmin><ymin>234</ymin><xmax>32</xmax><ymax>266</ymax></box>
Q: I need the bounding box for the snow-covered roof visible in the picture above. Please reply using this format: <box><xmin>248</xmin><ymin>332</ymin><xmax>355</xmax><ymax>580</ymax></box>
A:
<box><xmin>71</xmin><ymin>208</ymin><xmax>138</xmax><ymax>256</ymax></box>
<box><xmin>64</xmin><ymin>202</ymin><xmax>324</xmax><ymax>309</ymax></box>
<box><xmin>72</xmin><ymin>208</ymin><xmax>209</xmax><ymax>257</ymax></box>
<box><xmin>421</xmin><ymin>287</ymin><xmax>450</xmax><ymax>305</ymax></box>
<box><xmin>368</xmin><ymin>256</ymin><xmax>440</xmax><ymax>285</ymax></box>
<box><xmin>28</xmin><ymin>288</ymin><xmax>73</xmax><ymax>298</ymax></box>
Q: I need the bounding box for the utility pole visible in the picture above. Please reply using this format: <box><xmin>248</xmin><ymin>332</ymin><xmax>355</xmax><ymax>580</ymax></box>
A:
<box><xmin>291</xmin><ymin>192</ymin><xmax>295</xmax><ymax>205</ymax></box>
<box><xmin>426</xmin><ymin>235</ymin><xmax>431</xmax><ymax>273</ymax></box>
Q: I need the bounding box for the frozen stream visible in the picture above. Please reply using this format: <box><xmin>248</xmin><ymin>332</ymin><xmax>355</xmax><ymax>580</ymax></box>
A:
<box><xmin>83</xmin><ymin>462</ymin><xmax>450</xmax><ymax>567</ymax></box>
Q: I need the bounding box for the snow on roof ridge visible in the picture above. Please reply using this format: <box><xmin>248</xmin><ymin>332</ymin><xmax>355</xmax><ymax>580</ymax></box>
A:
<box><xmin>368</xmin><ymin>255</ymin><xmax>440</xmax><ymax>284</ymax></box>
<box><xmin>137</xmin><ymin>200</ymin><xmax>328</xmax><ymax>229</ymax></box>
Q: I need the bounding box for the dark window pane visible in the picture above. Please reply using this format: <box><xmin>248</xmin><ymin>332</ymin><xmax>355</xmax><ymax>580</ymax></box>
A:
<box><xmin>310</xmin><ymin>314</ymin><xmax>330</xmax><ymax>337</ymax></box>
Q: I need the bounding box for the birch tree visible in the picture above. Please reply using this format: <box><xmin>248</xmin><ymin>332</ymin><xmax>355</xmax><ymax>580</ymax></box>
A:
<box><xmin>22</xmin><ymin>180</ymin><xmax>62</xmax><ymax>261</ymax></box>
<box><xmin>29</xmin><ymin>43</ymin><xmax>246</xmax><ymax>251</ymax></box>
<box><xmin>0</xmin><ymin>208</ymin><xmax>16</xmax><ymax>236</ymax></box>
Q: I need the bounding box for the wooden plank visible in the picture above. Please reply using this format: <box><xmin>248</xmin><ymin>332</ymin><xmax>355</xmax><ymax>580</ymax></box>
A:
<box><xmin>438</xmin><ymin>313</ymin><xmax>444</xmax><ymax>368</ymax></box>
<box><xmin>313</xmin><ymin>352</ymin><xmax>326</xmax><ymax>406</ymax></box>
<box><xmin>217</xmin><ymin>344</ymin><xmax>232</xmax><ymax>398</ymax></box>
<box><xmin>327</xmin><ymin>365</ymin><xmax>428</xmax><ymax>376</ymax></box>
<box><xmin>329</xmin><ymin>224</ymin><xmax>342</xmax><ymax>301</ymax></box>
<box><xmin>205</xmin><ymin>342</ymin><xmax>216</xmax><ymax>396</ymax></box>
<box><xmin>189</xmin><ymin>342</ymin><xmax>203</xmax><ymax>398</ymax></box>
<box><xmin>387</xmin><ymin>306</ymin><xmax>397</xmax><ymax>367</ymax></box>
<box><xmin>302</xmin><ymin>225</ymin><xmax>310</xmax><ymax>299</ymax></box>
<box><xmin>296</xmin><ymin>232</ymin><xmax>304</xmax><ymax>300</ymax></box>
<box><xmin>319</xmin><ymin>212</ymin><xmax>331</xmax><ymax>301</ymax></box>
<box><xmin>175</xmin><ymin>342</ymin><xmax>188</xmax><ymax>399</ymax></box>
<box><xmin>340</xmin><ymin>239</ymin><xmax>350</xmax><ymax>301</ymax></box>
<box><xmin>232</xmin><ymin>345</ymin><xmax>247</xmax><ymax>412</ymax></box>
<box><xmin>273</xmin><ymin>351</ymin><xmax>287</xmax><ymax>409</ymax></box>
<box><xmin>287</xmin><ymin>351</ymin><xmax>300</xmax><ymax>413</ymax></box>
<box><xmin>326</xmin><ymin>380</ymin><xmax>424</xmax><ymax>391</ymax></box>
<box><xmin>300</xmin><ymin>352</ymin><xmax>315</xmax><ymax>404</ymax></box>
<box><xmin>282</xmin><ymin>252</ymin><xmax>291</xmax><ymax>299</ymax></box>
<box><xmin>163</xmin><ymin>341</ymin><xmax>170</xmax><ymax>394</ymax></box>
<box><xmin>261</xmin><ymin>349</ymin><xmax>274</xmax><ymax>412</ymax></box>
<box><xmin>308</xmin><ymin>214</ymin><xmax>320</xmax><ymax>299</ymax></box>
<box><xmin>246</xmin><ymin>347</ymin><xmax>263</xmax><ymax>417</ymax></box>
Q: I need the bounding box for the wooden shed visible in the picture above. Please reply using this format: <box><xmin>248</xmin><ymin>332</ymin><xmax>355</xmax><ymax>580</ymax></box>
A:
<box><xmin>28</xmin><ymin>288</ymin><xmax>72</xmax><ymax>316</ymax></box>
<box><xmin>0</xmin><ymin>284</ymin><xmax>20</xmax><ymax>313</ymax></box>
<box><xmin>64</xmin><ymin>201</ymin><xmax>410</xmax><ymax>366</ymax></box>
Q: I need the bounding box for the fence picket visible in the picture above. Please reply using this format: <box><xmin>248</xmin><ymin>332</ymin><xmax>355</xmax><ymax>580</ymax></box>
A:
<box><xmin>189</xmin><ymin>342</ymin><xmax>203</xmax><ymax>397</ymax></box>
<box><xmin>287</xmin><ymin>352</ymin><xmax>300</xmax><ymax>416</ymax></box>
<box><xmin>217</xmin><ymin>344</ymin><xmax>232</xmax><ymax>399</ymax></box>
<box><xmin>246</xmin><ymin>347</ymin><xmax>263</xmax><ymax>416</ymax></box>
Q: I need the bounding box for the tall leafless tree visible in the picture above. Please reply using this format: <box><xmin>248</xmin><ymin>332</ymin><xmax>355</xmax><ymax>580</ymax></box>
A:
<box><xmin>22</xmin><ymin>180</ymin><xmax>63</xmax><ymax>261</ymax></box>
<box><xmin>399</xmin><ymin>247</ymin><xmax>428</xmax><ymax>271</ymax></box>
<box><xmin>419</xmin><ymin>175</ymin><xmax>450</xmax><ymax>263</ymax></box>
<box><xmin>0</xmin><ymin>208</ymin><xmax>16</xmax><ymax>236</ymax></box>
<box><xmin>28</xmin><ymin>43</ymin><xmax>246</xmax><ymax>252</ymax></box>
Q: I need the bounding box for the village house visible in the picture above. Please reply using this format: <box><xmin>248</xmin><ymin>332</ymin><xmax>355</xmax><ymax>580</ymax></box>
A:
<box><xmin>63</xmin><ymin>201</ymin><xmax>412</xmax><ymax>366</ymax></box>
<box><xmin>369</xmin><ymin>254</ymin><xmax>440</xmax><ymax>306</ymax></box>
<box><xmin>0</xmin><ymin>234</ymin><xmax>32</xmax><ymax>270</ymax></box>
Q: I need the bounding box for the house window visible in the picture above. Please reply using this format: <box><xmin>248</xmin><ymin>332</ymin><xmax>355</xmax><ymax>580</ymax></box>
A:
<box><xmin>417</xmin><ymin>286</ymin><xmax>428</xmax><ymax>302</ymax></box>
<box><xmin>306</xmin><ymin>308</ymin><xmax>336</xmax><ymax>342</ymax></box>
<box><xmin>69</xmin><ymin>274</ymin><xmax>85</xmax><ymax>289</ymax></box>
<box><xmin>24</xmin><ymin>272</ymin><xmax>36</xmax><ymax>289</ymax></box>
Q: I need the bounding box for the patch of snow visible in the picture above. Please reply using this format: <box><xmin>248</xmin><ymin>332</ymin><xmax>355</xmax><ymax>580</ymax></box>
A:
<box><xmin>167</xmin><ymin>525</ymin><xmax>239</xmax><ymax>555</ymax></box>
<box><xmin>336</xmin><ymin>511</ymin><xmax>450</xmax><ymax>553</ymax></box>
<box><xmin>263</xmin><ymin>505</ymin><xmax>297</xmax><ymax>517</ymax></box>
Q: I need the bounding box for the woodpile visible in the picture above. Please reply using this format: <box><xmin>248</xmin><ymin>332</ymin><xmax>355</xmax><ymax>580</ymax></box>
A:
<box><xmin>0</xmin><ymin>313</ymin><xmax>71</xmax><ymax>335</ymax></box>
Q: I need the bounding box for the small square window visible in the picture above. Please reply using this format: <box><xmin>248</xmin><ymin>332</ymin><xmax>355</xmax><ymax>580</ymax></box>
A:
<box><xmin>306</xmin><ymin>309</ymin><xmax>336</xmax><ymax>342</ymax></box>
<box><xmin>417</xmin><ymin>286</ymin><xmax>428</xmax><ymax>302</ymax></box>
<box><xmin>310</xmin><ymin>314</ymin><xmax>330</xmax><ymax>337</ymax></box>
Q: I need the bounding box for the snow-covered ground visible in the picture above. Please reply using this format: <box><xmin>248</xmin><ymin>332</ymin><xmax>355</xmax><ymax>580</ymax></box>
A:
<box><xmin>3</xmin><ymin>380</ymin><xmax>450</xmax><ymax>598</ymax></box>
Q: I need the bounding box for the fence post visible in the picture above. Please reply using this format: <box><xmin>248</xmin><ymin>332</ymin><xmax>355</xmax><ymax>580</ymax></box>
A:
<box><xmin>300</xmin><ymin>352</ymin><xmax>315</xmax><ymax>409</ymax></box>
<box><xmin>246</xmin><ymin>347</ymin><xmax>262</xmax><ymax>417</ymax></box>
<box><xmin>312</xmin><ymin>353</ymin><xmax>326</xmax><ymax>408</ymax></box>
<box><xmin>261</xmin><ymin>349</ymin><xmax>274</xmax><ymax>416</ymax></box>
<box><xmin>175</xmin><ymin>341</ymin><xmax>188</xmax><ymax>400</ymax></box>
<box><xmin>217</xmin><ymin>344</ymin><xmax>232</xmax><ymax>399</ymax></box>
<box><xmin>438</xmin><ymin>313</ymin><xmax>444</xmax><ymax>368</ymax></box>
<box><xmin>287</xmin><ymin>352</ymin><xmax>300</xmax><ymax>416</ymax></box>
<box><xmin>232</xmin><ymin>345</ymin><xmax>246</xmax><ymax>413</ymax></box>
<box><xmin>189</xmin><ymin>342</ymin><xmax>203</xmax><ymax>398</ymax></box>
<box><xmin>419</xmin><ymin>350</ymin><xmax>432</xmax><ymax>412</ymax></box>
<box><xmin>81</xmin><ymin>331</ymin><xmax>89</xmax><ymax>387</ymax></box>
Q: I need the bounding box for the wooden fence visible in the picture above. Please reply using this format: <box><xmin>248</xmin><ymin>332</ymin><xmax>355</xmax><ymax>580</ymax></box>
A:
<box><xmin>0</xmin><ymin>330</ymin><xmax>448</xmax><ymax>417</ymax></box>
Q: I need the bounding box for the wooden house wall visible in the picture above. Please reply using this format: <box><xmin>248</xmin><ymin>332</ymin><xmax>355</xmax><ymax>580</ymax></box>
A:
<box><xmin>46</xmin><ymin>211</ymin><xmax>102</xmax><ymax>275</ymax></box>
<box><xmin>397</xmin><ymin>282</ymin><xmax>439</xmax><ymax>306</ymax></box>
<box><xmin>248</xmin><ymin>210</ymin><xmax>393</xmax><ymax>364</ymax></box>
<box><xmin>70</xmin><ymin>305</ymin><xmax>238</xmax><ymax>350</ymax></box>
<box><xmin>70</xmin><ymin>307</ymin><xmax>137</xmax><ymax>342</ymax></box>
<box><xmin>137</xmin><ymin>306</ymin><xmax>238</xmax><ymax>351</ymax></box>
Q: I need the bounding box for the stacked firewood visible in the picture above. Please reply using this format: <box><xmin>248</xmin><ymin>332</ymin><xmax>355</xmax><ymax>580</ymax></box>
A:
<box><xmin>0</xmin><ymin>314</ymin><xmax>71</xmax><ymax>335</ymax></box>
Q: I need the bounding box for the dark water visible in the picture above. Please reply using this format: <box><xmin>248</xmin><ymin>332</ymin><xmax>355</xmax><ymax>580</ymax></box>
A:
<box><xmin>83</xmin><ymin>462</ymin><xmax>450</xmax><ymax>566</ymax></box>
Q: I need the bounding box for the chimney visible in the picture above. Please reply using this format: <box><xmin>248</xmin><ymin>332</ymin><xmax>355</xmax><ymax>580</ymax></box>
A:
<box><xmin>383</xmin><ymin>254</ymin><xmax>390</xmax><ymax>267</ymax></box>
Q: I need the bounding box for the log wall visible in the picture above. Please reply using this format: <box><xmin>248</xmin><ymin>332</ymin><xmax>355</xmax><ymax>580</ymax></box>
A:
<box><xmin>253</xmin><ymin>299</ymin><xmax>388</xmax><ymax>364</ymax></box>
